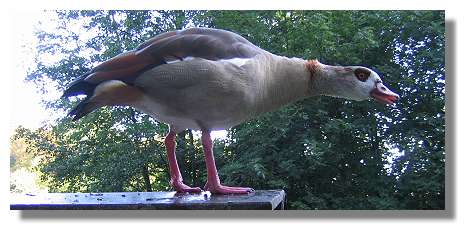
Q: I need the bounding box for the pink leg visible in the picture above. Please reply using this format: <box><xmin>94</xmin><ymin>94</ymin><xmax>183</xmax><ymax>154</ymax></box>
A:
<box><xmin>202</xmin><ymin>130</ymin><xmax>254</xmax><ymax>194</ymax></box>
<box><xmin>165</xmin><ymin>130</ymin><xmax>202</xmax><ymax>193</ymax></box>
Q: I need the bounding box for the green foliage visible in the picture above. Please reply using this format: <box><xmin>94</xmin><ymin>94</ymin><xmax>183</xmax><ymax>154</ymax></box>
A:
<box><xmin>14</xmin><ymin>10</ymin><xmax>445</xmax><ymax>209</ymax></box>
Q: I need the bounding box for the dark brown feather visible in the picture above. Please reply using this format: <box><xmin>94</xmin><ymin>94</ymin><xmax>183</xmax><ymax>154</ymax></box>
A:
<box><xmin>136</xmin><ymin>28</ymin><xmax>263</xmax><ymax>63</ymax></box>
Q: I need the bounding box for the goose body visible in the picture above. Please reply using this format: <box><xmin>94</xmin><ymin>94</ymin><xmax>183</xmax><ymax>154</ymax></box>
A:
<box><xmin>128</xmin><ymin>53</ymin><xmax>311</xmax><ymax>132</ymax></box>
<box><xmin>64</xmin><ymin>28</ymin><xmax>399</xmax><ymax>194</ymax></box>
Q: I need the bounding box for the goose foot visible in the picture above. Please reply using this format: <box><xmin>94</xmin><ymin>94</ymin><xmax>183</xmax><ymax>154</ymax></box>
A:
<box><xmin>171</xmin><ymin>180</ymin><xmax>203</xmax><ymax>193</ymax></box>
<box><xmin>204</xmin><ymin>182</ymin><xmax>254</xmax><ymax>194</ymax></box>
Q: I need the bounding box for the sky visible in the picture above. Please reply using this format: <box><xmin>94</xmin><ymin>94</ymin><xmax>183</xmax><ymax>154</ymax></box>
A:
<box><xmin>10</xmin><ymin>10</ymin><xmax>60</xmax><ymax>135</ymax></box>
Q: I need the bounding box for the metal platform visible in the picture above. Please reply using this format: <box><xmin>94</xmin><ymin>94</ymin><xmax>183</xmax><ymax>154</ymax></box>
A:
<box><xmin>10</xmin><ymin>190</ymin><xmax>285</xmax><ymax>210</ymax></box>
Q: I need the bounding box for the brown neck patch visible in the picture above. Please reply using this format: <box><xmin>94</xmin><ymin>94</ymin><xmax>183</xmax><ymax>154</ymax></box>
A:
<box><xmin>305</xmin><ymin>59</ymin><xmax>322</xmax><ymax>80</ymax></box>
<box><xmin>305</xmin><ymin>59</ymin><xmax>324</xmax><ymax>94</ymax></box>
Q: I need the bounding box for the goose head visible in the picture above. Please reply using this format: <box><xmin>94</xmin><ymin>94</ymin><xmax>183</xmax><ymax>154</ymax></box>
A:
<box><xmin>309</xmin><ymin>61</ymin><xmax>399</xmax><ymax>104</ymax></box>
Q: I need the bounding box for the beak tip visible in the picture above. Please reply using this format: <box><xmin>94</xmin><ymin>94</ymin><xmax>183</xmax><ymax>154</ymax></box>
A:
<box><xmin>370</xmin><ymin>88</ymin><xmax>400</xmax><ymax>105</ymax></box>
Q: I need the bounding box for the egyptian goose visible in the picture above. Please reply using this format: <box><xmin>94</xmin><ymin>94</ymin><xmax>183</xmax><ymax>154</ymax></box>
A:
<box><xmin>63</xmin><ymin>28</ymin><xmax>399</xmax><ymax>194</ymax></box>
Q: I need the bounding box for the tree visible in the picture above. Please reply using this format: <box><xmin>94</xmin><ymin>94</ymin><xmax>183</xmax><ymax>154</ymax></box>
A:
<box><xmin>14</xmin><ymin>10</ymin><xmax>444</xmax><ymax>209</ymax></box>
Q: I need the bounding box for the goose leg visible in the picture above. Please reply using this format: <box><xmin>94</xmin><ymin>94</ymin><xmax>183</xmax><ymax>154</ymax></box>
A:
<box><xmin>165</xmin><ymin>130</ymin><xmax>202</xmax><ymax>193</ymax></box>
<box><xmin>201</xmin><ymin>130</ymin><xmax>254</xmax><ymax>194</ymax></box>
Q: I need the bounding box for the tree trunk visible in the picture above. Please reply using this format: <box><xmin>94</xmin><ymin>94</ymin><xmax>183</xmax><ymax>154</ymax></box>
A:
<box><xmin>142</xmin><ymin>164</ymin><xmax>152</xmax><ymax>192</ymax></box>
<box><xmin>188</xmin><ymin>130</ymin><xmax>196</xmax><ymax>185</ymax></box>
<box><xmin>126</xmin><ymin>109</ymin><xmax>152</xmax><ymax>192</ymax></box>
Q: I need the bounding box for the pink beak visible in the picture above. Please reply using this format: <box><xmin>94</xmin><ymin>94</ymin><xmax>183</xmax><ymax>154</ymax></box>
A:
<box><xmin>370</xmin><ymin>83</ymin><xmax>400</xmax><ymax>105</ymax></box>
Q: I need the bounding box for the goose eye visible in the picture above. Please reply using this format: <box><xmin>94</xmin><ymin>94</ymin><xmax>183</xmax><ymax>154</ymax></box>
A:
<box><xmin>354</xmin><ymin>68</ymin><xmax>371</xmax><ymax>82</ymax></box>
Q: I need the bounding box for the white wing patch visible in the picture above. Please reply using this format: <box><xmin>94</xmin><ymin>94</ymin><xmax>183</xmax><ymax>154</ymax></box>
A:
<box><xmin>165</xmin><ymin>56</ymin><xmax>195</xmax><ymax>64</ymax></box>
<box><xmin>221</xmin><ymin>58</ymin><xmax>251</xmax><ymax>67</ymax></box>
<box><xmin>165</xmin><ymin>56</ymin><xmax>250</xmax><ymax>67</ymax></box>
